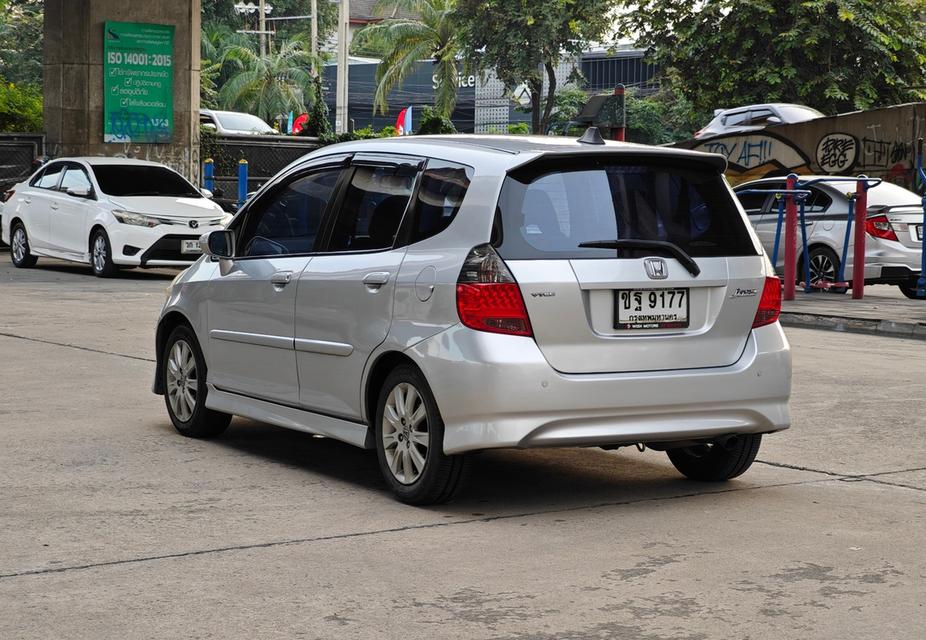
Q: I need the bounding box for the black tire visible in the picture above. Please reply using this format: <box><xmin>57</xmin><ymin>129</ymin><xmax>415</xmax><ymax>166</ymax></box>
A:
<box><xmin>800</xmin><ymin>246</ymin><xmax>843</xmax><ymax>291</ymax></box>
<box><xmin>666</xmin><ymin>434</ymin><xmax>762</xmax><ymax>481</ymax></box>
<box><xmin>10</xmin><ymin>222</ymin><xmax>38</xmax><ymax>267</ymax></box>
<box><xmin>161</xmin><ymin>324</ymin><xmax>231</xmax><ymax>438</ymax></box>
<box><xmin>90</xmin><ymin>228</ymin><xmax>119</xmax><ymax>278</ymax></box>
<box><xmin>898</xmin><ymin>281</ymin><xmax>925</xmax><ymax>300</ymax></box>
<box><xmin>374</xmin><ymin>364</ymin><xmax>467</xmax><ymax>505</ymax></box>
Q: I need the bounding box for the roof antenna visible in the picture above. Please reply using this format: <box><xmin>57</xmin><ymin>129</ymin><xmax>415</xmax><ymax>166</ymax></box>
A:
<box><xmin>578</xmin><ymin>126</ymin><xmax>605</xmax><ymax>145</ymax></box>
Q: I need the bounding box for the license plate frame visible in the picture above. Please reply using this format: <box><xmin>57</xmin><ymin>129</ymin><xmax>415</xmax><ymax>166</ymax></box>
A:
<box><xmin>180</xmin><ymin>239</ymin><xmax>201</xmax><ymax>255</ymax></box>
<box><xmin>615</xmin><ymin>288</ymin><xmax>690</xmax><ymax>330</ymax></box>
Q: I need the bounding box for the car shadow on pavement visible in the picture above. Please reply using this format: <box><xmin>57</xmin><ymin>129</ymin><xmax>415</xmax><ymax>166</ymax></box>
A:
<box><xmin>26</xmin><ymin>262</ymin><xmax>180</xmax><ymax>280</ymax></box>
<box><xmin>210</xmin><ymin>418</ymin><xmax>723</xmax><ymax>513</ymax></box>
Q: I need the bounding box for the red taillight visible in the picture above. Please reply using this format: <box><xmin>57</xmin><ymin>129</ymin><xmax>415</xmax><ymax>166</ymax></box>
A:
<box><xmin>1</xmin><ymin>189</ymin><xmax>14</xmax><ymax>203</ymax></box>
<box><xmin>456</xmin><ymin>244</ymin><xmax>532</xmax><ymax>337</ymax></box>
<box><xmin>865</xmin><ymin>214</ymin><xmax>898</xmax><ymax>241</ymax></box>
<box><xmin>752</xmin><ymin>276</ymin><xmax>781</xmax><ymax>328</ymax></box>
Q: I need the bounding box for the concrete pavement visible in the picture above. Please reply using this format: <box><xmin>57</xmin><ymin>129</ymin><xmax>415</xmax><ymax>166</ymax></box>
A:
<box><xmin>1</xmin><ymin>256</ymin><xmax>924</xmax><ymax>639</ymax></box>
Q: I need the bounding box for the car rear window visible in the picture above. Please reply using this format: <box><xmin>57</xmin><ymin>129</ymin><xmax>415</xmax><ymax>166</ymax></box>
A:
<box><xmin>494</xmin><ymin>159</ymin><xmax>758</xmax><ymax>260</ymax></box>
<box><xmin>91</xmin><ymin>165</ymin><xmax>201</xmax><ymax>198</ymax></box>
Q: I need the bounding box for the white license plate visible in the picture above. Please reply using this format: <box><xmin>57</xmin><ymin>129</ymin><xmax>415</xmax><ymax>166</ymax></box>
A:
<box><xmin>181</xmin><ymin>239</ymin><xmax>201</xmax><ymax>255</ymax></box>
<box><xmin>915</xmin><ymin>225</ymin><xmax>923</xmax><ymax>241</ymax></box>
<box><xmin>615</xmin><ymin>288</ymin><xmax>689</xmax><ymax>330</ymax></box>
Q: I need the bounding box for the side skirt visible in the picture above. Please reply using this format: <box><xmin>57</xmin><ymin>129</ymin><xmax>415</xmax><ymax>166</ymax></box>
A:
<box><xmin>205</xmin><ymin>384</ymin><xmax>374</xmax><ymax>450</ymax></box>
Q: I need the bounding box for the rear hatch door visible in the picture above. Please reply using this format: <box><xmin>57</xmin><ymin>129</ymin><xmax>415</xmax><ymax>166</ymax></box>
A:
<box><xmin>495</xmin><ymin>153</ymin><xmax>767</xmax><ymax>375</ymax></box>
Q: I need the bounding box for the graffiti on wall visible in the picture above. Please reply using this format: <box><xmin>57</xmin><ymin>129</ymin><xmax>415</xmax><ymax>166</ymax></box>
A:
<box><xmin>815</xmin><ymin>133</ymin><xmax>858</xmax><ymax>173</ymax></box>
<box><xmin>692</xmin><ymin>133</ymin><xmax>811</xmax><ymax>183</ymax></box>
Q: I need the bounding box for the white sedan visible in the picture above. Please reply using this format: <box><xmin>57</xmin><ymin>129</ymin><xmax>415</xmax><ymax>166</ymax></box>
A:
<box><xmin>1</xmin><ymin>158</ymin><xmax>232</xmax><ymax>277</ymax></box>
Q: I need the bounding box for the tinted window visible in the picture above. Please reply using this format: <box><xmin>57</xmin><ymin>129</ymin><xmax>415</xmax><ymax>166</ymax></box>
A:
<box><xmin>723</xmin><ymin>111</ymin><xmax>749</xmax><ymax>127</ymax></box>
<box><xmin>495</xmin><ymin>161</ymin><xmax>758</xmax><ymax>260</ymax></box>
<box><xmin>34</xmin><ymin>163</ymin><xmax>65</xmax><ymax>189</ymax></box>
<box><xmin>735</xmin><ymin>189</ymin><xmax>769</xmax><ymax>214</ymax></box>
<box><xmin>326</xmin><ymin>165</ymin><xmax>415</xmax><ymax>252</ymax></box>
<box><xmin>748</xmin><ymin>109</ymin><xmax>775</xmax><ymax>125</ymax></box>
<box><xmin>805</xmin><ymin>187</ymin><xmax>832</xmax><ymax>214</ymax></box>
<box><xmin>60</xmin><ymin>166</ymin><xmax>93</xmax><ymax>193</ymax></box>
<box><xmin>410</xmin><ymin>160</ymin><xmax>472</xmax><ymax>243</ymax></box>
<box><xmin>240</xmin><ymin>169</ymin><xmax>341</xmax><ymax>257</ymax></box>
<box><xmin>91</xmin><ymin>165</ymin><xmax>201</xmax><ymax>197</ymax></box>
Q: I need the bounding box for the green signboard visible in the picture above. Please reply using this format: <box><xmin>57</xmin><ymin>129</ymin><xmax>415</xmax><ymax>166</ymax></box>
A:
<box><xmin>103</xmin><ymin>21</ymin><xmax>174</xmax><ymax>143</ymax></box>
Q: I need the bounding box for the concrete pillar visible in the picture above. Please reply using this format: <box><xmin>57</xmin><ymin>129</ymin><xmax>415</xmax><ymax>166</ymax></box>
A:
<box><xmin>43</xmin><ymin>0</ymin><xmax>201</xmax><ymax>182</ymax></box>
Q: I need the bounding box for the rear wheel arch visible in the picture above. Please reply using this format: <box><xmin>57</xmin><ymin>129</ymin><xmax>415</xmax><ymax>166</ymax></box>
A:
<box><xmin>364</xmin><ymin>351</ymin><xmax>420</xmax><ymax>426</ymax></box>
<box><xmin>155</xmin><ymin>311</ymin><xmax>195</xmax><ymax>394</ymax></box>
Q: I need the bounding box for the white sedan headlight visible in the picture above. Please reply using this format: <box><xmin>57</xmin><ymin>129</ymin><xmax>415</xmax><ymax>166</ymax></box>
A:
<box><xmin>112</xmin><ymin>209</ymin><xmax>163</xmax><ymax>228</ymax></box>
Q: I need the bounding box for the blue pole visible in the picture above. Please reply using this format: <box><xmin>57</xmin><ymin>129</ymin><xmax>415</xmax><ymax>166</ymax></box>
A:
<box><xmin>771</xmin><ymin>196</ymin><xmax>785</xmax><ymax>271</ymax></box>
<box><xmin>237</xmin><ymin>159</ymin><xmax>248</xmax><ymax>209</ymax></box>
<box><xmin>203</xmin><ymin>158</ymin><xmax>214</xmax><ymax>193</ymax></box>
<box><xmin>799</xmin><ymin>199</ymin><xmax>812</xmax><ymax>292</ymax></box>
<box><xmin>838</xmin><ymin>195</ymin><xmax>854</xmax><ymax>284</ymax></box>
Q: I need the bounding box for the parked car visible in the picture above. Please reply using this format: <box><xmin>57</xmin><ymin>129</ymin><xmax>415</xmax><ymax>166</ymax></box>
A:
<box><xmin>733</xmin><ymin>176</ymin><xmax>924</xmax><ymax>298</ymax></box>
<box><xmin>153</xmin><ymin>133</ymin><xmax>791</xmax><ymax>504</ymax></box>
<box><xmin>200</xmin><ymin>109</ymin><xmax>276</xmax><ymax>136</ymax></box>
<box><xmin>695</xmin><ymin>104</ymin><xmax>824</xmax><ymax>139</ymax></box>
<box><xmin>1</xmin><ymin>158</ymin><xmax>232</xmax><ymax>276</ymax></box>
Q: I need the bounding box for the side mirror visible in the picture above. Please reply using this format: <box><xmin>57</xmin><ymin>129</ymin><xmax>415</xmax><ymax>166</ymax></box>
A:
<box><xmin>200</xmin><ymin>229</ymin><xmax>234</xmax><ymax>259</ymax></box>
<box><xmin>766</xmin><ymin>116</ymin><xmax>782</xmax><ymax>125</ymax></box>
<box><xmin>66</xmin><ymin>186</ymin><xmax>92</xmax><ymax>198</ymax></box>
<box><xmin>212</xmin><ymin>187</ymin><xmax>224</xmax><ymax>199</ymax></box>
<box><xmin>200</xmin><ymin>188</ymin><xmax>214</xmax><ymax>199</ymax></box>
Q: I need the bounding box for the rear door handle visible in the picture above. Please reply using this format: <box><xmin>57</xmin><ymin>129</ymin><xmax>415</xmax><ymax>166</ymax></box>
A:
<box><xmin>363</xmin><ymin>272</ymin><xmax>391</xmax><ymax>288</ymax></box>
<box><xmin>271</xmin><ymin>271</ymin><xmax>293</xmax><ymax>288</ymax></box>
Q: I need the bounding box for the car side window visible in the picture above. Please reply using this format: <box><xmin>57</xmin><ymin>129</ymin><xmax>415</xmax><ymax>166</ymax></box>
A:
<box><xmin>409</xmin><ymin>160</ymin><xmax>473</xmax><ymax>243</ymax></box>
<box><xmin>34</xmin><ymin>163</ymin><xmax>65</xmax><ymax>190</ymax></box>
<box><xmin>748</xmin><ymin>109</ymin><xmax>775</xmax><ymax>125</ymax></box>
<box><xmin>735</xmin><ymin>189</ymin><xmax>768</xmax><ymax>216</ymax></box>
<box><xmin>238</xmin><ymin>168</ymin><xmax>342</xmax><ymax>257</ymax></box>
<box><xmin>805</xmin><ymin>187</ymin><xmax>832</xmax><ymax>214</ymax></box>
<box><xmin>761</xmin><ymin>182</ymin><xmax>787</xmax><ymax>214</ymax></box>
<box><xmin>723</xmin><ymin>111</ymin><xmax>749</xmax><ymax>127</ymax></box>
<box><xmin>325</xmin><ymin>164</ymin><xmax>416</xmax><ymax>252</ymax></box>
<box><xmin>60</xmin><ymin>166</ymin><xmax>93</xmax><ymax>194</ymax></box>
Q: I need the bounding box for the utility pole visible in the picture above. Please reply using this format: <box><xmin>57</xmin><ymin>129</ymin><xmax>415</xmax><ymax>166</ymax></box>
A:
<box><xmin>336</xmin><ymin>0</ymin><xmax>350</xmax><ymax>133</ymax></box>
<box><xmin>259</xmin><ymin>0</ymin><xmax>267</xmax><ymax>57</ymax></box>
<box><xmin>310</xmin><ymin>0</ymin><xmax>318</xmax><ymax>61</ymax></box>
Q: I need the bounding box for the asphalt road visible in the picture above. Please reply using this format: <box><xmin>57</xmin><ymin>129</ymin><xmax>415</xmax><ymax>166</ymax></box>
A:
<box><xmin>1</xmin><ymin>255</ymin><xmax>924</xmax><ymax>639</ymax></box>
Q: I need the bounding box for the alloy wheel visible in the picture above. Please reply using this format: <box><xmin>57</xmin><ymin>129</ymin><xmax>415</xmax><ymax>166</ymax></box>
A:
<box><xmin>11</xmin><ymin>227</ymin><xmax>26</xmax><ymax>263</ymax></box>
<box><xmin>381</xmin><ymin>382</ymin><xmax>430</xmax><ymax>485</ymax></box>
<box><xmin>166</xmin><ymin>339</ymin><xmax>198</xmax><ymax>422</ymax></box>
<box><xmin>92</xmin><ymin>234</ymin><xmax>107</xmax><ymax>273</ymax></box>
<box><xmin>809</xmin><ymin>253</ymin><xmax>836</xmax><ymax>284</ymax></box>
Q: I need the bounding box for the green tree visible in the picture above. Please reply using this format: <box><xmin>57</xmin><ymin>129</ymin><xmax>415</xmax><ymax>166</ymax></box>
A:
<box><xmin>201</xmin><ymin>23</ymin><xmax>257</xmax><ymax>109</ymax></box>
<box><xmin>353</xmin><ymin>0</ymin><xmax>463</xmax><ymax>117</ymax></box>
<box><xmin>618</xmin><ymin>0</ymin><xmax>926</xmax><ymax>115</ymax></box>
<box><xmin>219</xmin><ymin>38</ymin><xmax>317</xmax><ymax>122</ymax></box>
<box><xmin>546</xmin><ymin>86</ymin><xmax>588</xmax><ymax>134</ymax></box>
<box><xmin>0</xmin><ymin>0</ymin><xmax>43</xmax><ymax>86</ymax></box>
<box><xmin>0</xmin><ymin>82</ymin><xmax>42</xmax><ymax>132</ymax></box>
<box><xmin>456</xmin><ymin>0</ymin><xmax>614</xmax><ymax>133</ymax></box>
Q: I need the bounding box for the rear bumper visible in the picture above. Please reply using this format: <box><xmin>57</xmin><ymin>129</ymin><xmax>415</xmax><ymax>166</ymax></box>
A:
<box><xmin>407</xmin><ymin>323</ymin><xmax>792</xmax><ymax>455</ymax></box>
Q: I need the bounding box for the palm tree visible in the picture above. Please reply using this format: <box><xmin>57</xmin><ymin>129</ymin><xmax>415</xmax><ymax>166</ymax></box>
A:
<box><xmin>354</xmin><ymin>0</ymin><xmax>462</xmax><ymax>118</ymax></box>
<box><xmin>201</xmin><ymin>23</ymin><xmax>254</xmax><ymax>109</ymax></box>
<box><xmin>219</xmin><ymin>39</ymin><xmax>317</xmax><ymax>123</ymax></box>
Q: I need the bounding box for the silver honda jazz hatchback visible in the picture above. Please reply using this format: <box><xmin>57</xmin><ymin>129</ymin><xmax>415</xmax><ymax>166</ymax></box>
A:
<box><xmin>153</xmin><ymin>133</ymin><xmax>791</xmax><ymax>504</ymax></box>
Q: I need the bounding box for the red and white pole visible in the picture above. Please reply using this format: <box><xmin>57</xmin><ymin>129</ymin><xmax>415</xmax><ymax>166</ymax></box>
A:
<box><xmin>852</xmin><ymin>176</ymin><xmax>868</xmax><ymax>299</ymax></box>
<box><xmin>783</xmin><ymin>174</ymin><xmax>798</xmax><ymax>300</ymax></box>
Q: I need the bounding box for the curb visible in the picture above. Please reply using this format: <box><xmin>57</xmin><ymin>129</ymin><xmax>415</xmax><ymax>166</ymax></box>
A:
<box><xmin>780</xmin><ymin>312</ymin><xmax>926</xmax><ymax>341</ymax></box>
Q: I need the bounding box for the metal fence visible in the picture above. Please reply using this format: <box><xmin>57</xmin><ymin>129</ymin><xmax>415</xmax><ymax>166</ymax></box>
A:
<box><xmin>0</xmin><ymin>133</ymin><xmax>44</xmax><ymax>192</ymax></box>
<box><xmin>201</xmin><ymin>133</ymin><xmax>321</xmax><ymax>210</ymax></box>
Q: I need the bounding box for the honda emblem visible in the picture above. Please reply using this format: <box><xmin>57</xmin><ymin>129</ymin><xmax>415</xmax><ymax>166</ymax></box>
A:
<box><xmin>644</xmin><ymin>257</ymin><xmax>668</xmax><ymax>280</ymax></box>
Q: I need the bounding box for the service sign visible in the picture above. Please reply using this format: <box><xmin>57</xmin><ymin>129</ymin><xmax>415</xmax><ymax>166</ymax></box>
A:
<box><xmin>103</xmin><ymin>21</ymin><xmax>174</xmax><ymax>143</ymax></box>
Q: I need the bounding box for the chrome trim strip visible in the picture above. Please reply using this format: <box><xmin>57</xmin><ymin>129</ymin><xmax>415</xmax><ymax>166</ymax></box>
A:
<box><xmin>209</xmin><ymin>329</ymin><xmax>294</xmax><ymax>350</ymax></box>
<box><xmin>294</xmin><ymin>337</ymin><xmax>354</xmax><ymax>356</ymax></box>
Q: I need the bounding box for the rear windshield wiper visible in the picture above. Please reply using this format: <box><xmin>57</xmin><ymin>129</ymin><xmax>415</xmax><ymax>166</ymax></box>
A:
<box><xmin>577</xmin><ymin>239</ymin><xmax>701</xmax><ymax>277</ymax></box>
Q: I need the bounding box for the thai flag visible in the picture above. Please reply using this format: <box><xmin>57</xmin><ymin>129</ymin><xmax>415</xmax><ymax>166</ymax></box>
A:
<box><xmin>395</xmin><ymin>106</ymin><xmax>412</xmax><ymax>135</ymax></box>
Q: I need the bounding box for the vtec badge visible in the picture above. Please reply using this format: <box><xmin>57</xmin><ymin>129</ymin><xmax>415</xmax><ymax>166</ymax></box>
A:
<box><xmin>730</xmin><ymin>287</ymin><xmax>758</xmax><ymax>298</ymax></box>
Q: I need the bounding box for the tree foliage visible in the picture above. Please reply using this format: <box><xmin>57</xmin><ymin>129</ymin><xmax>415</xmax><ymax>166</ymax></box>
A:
<box><xmin>415</xmin><ymin>104</ymin><xmax>457</xmax><ymax>134</ymax></box>
<box><xmin>619</xmin><ymin>0</ymin><xmax>926</xmax><ymax>116</ymax></box>
<box><xmin>353</xmin><ymin>0</ymin><xmax>462</xmax><ymax>117</ymax></box>
<box><xmin>218</xmin><ymin>39</ymin><xmax>317</xmax><ymax>122</ymax></box>
<box><xmin>0</xmin><ymin>0</ymin><xmax>43</xmax><ymax>86</ymax></box>
<box><xmin>456</xmin><ymin>0</ymin><xmax>614</xmax><ymax>133</ymax></box>
<box><xmin>0</xmin><ymin>81</ymin><xmax>42</xmax><ymax>132</ymax></box>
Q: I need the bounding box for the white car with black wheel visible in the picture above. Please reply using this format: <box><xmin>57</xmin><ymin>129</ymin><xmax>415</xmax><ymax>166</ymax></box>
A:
<box><xmin>1</xmin><ymin>157</ymin><xmax>232</xmax><ymax>277</ymax></box>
